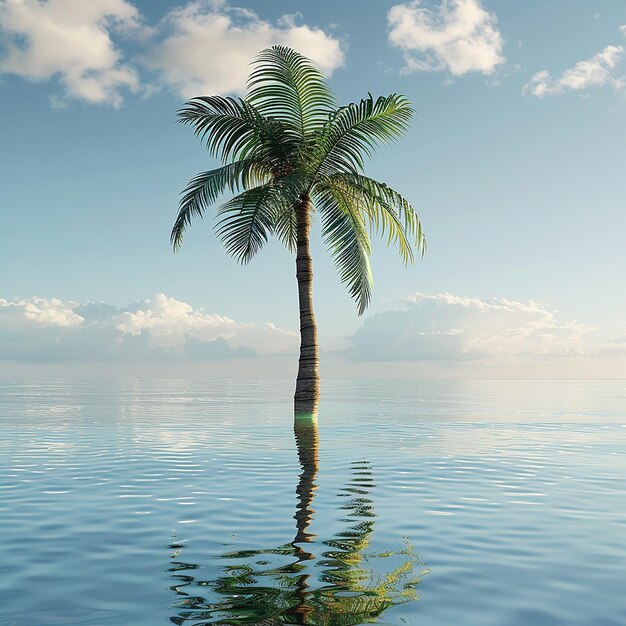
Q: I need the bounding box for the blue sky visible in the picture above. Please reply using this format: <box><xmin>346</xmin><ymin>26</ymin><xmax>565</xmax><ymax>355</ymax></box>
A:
<box><xmin>1</xmin><ymin>0</ymin><xmax>625</xmax><ymax>378</ymax></box>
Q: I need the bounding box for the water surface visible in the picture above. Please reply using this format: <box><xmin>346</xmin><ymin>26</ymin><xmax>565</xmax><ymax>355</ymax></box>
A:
<box><xmin>1</xmin><ymin>379</ymin><xmax>625</xmax><ymax>625</ymax></box>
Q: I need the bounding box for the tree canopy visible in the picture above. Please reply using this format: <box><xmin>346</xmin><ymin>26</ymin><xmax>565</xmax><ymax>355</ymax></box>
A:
<box><xmin>172</xmin><ymin>45</ymin><xmax>425</xmax><ymax>315</ymax></box>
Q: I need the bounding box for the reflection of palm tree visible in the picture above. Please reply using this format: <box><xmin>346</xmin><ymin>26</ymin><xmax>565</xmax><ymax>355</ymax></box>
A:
<box><xmin>168</xmin><ymin>421</ymin><xmax>428</xmax><ymax>624</ymax></box>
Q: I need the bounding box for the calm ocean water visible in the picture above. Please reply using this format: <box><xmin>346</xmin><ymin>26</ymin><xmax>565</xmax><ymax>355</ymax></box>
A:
<box><xmin>0</xmin><ymin>378</ymin><xmax>625</xmax><ymax>626</ymax></box>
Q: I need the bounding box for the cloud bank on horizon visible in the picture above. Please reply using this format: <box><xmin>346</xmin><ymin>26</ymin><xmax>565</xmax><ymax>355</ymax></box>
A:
<box><xmin>2</xmin><ymin>0</ymin><xmax>625</xmax><ymax>106</ymax></box>
<box><xmin>344</xmin><ymin>293</ymin><xmax>607</xmax><ymax>362</ymax></box>
<box><xmin>2</xmin><ymin>292</ymin><xmax>624</xmax><ymax>376</ymax></box>
<box><xmin>0</xmin><ymin>293</ymin><xmax>298</xmax><ymax>363</ymax></box>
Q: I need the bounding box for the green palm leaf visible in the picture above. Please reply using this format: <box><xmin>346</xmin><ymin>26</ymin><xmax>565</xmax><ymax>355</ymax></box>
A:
<box><xmin>315</xmin><ymin>94</ymin><xmax>414</xmax><ymax>177</ymax></box>
<box><xmin>171</xmin><ymin>159</ymin><xmax>269</xmax><ymax>251</ymax></box>
<box><xmin>214</xmin><ymin>184</ymin><xmax>281</xmax><ymax>264</ymax></box>
<box><xmin>248</xmin><ymin>45</ymin><xmax>336</xmax><ymax>138</ymax></box>
<box><xmin>177</xmin><ymin>95</ymin><xmax>296</xmax><ymax>166</ymax></box>
<box><xmin>215</xmin><ymin>174</ymin><xmax>304</xmax><ymax>264</ymax></box>
<box><xmin>324</xmin><ymin>173</ymin><xmax>426</xmax><ymax>264</ymax></box>
<box><xmin>273</xmin><ymin>204</ymin><xmax>298</xmax><ymax>252</ymax></box>
<box><xmin>315</xmin><ymin>182</ymin><xmax>373</xmax><ymax>315</ymax></box>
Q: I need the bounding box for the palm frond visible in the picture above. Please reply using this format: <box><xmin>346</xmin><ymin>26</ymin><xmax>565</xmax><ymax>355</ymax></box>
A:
<box><xmin>314</xmin><ymin>94</ymin><xmax>414</xmax><ymax>177</ymax></box>
<box><xmin>315</xmin><ymin>182</ymin><xmax>373</xmax><ymax>314</ymax></box>
<box><xmin>177</xmin><ymin>96</ymin><xmax>296</xmax><ymax>165</ymax></box>
<box><xmin>322</xmin><ymin>173</ymin><xmax>426</xmax><ymax>264</ymax></box>
<box><xmin>171</xmin><ymin>159</ymin><xmax>269</xmax><ymax>251</ymax></box>
<box><xmin>247</xmin><ymin>45</ymin><xmax>336</xmax><ymax>138</ymax></box>
<box><xmin>215</xmin><ymin>185</ymin><xmax>279</xmax><ymax>264</ymax></box>
<box><xmin>273</xmin><ymin>205</ymin><xmax>298</xmax><ymax>252</ymax></box>
<box><xmin>215</xmin><ymin>175</ymin><xmax>305</xmax><ymax>263</ymax></box>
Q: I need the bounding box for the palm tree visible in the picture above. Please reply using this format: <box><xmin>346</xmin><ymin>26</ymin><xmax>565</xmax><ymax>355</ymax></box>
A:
<box><xmin>171</xmin><ymin>46</ymin><xmax>425</xmax><ymax>420</ymax></box>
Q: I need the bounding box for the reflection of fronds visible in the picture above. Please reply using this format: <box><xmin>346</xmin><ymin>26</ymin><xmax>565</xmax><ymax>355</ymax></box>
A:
<box><xmin>167</xmin><ymin>459</ymin><xmax>429</xmax><ymax>625</ymax></box>
<box><xmin>168</xmin><ymin>541</ymin><xmax>427</xmax><ymax>625</ymax></box>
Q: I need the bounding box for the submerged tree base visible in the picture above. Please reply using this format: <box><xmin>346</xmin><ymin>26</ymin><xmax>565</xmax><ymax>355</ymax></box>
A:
<box><xmin>294</xmin><ymin>404</ymin><xmax>319</xmax><ymax>424</ymax></box>
<box><xmin>294</xmin><ymin>382</ymin><xmax>319</xmax><ymax>423</ymax></box>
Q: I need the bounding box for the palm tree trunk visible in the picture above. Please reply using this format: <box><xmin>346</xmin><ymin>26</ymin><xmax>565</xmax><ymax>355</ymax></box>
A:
<box><xmin>294</xmin><ymin>195</ymin><xmax>319</xmax><ymax>420</ymax></box>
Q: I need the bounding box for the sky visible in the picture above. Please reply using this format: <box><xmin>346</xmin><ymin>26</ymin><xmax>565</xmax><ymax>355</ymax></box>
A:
<box><xmin>1</xmin><ymin>0</ymin><xmax>625</xmax><ymax>379</ymax></box>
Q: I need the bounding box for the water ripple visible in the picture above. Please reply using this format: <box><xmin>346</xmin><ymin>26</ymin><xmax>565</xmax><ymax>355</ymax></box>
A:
<box><xmin>0</xmin><ymin>378</ymin><xmax>625</xmax><ymax>625</ymax></box>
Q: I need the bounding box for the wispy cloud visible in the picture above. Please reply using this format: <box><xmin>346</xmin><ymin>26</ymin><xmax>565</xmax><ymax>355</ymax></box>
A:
<box><xmin>143</xmin><ymin>1</ymin><xmax>345</xmax><ymax>98</ymax></box>
<box><xmin>524</xmin><ymin>27</ymin><xmax>626</xmax><ymax>98</ymax></box>
<box><xmin>0</xmin><ymin>293</ymin><xmax>298</xmax><ymax>362</ymax></box>
<box><xmin>0</xmin><ymin>0</ymin><xmax>141</xmax><ymax>107</ymax></box>
<box><xmin>387</xmin><ymin>0</ymin><xmax>505</xmax><ymax>76</ymax></box>
<box><xmin>524</xmin><ymin>45</ymin><xmax>623</xmax><ymax>97</ymax></box>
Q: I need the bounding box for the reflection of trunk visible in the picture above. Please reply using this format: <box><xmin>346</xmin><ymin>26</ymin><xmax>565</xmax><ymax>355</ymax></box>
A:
<box><xmin>291</xmin><ymin>419</ymin><xmax>319</xmax><ymax>624</ymax></box>
<box><xmin>293</xmin><ymin>418</ymin><xmax>319</xmax><ymax>543</ymax></box>
<box><xmin>294</xmin><ymin>195</ymin><xmax>319</xmax><ymax>421</ymax></box>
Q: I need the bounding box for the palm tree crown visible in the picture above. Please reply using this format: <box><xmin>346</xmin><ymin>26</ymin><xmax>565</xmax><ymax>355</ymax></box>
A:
<box><xmin>172</xmin><ymin>45</ymin><xmax>425</xmax><ymax>315</ymax></box>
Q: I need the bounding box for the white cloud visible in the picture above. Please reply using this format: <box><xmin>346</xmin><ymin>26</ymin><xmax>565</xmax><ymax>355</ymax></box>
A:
<box><xmin>143</xmin><ymin>1</ymin><xmax>345</xmax><ymax>98</ymax></box>
<box><xmin>387</xmin><ymin>0</ymin><xmax>505</xmax><ymax>76</ymax></box>
<box><xmin>0</xmin><ymin>0</ymin><xmax>343</xmax><ymax>106</ymax></box>
<box><xmin>2</xmin><ymin>291</ymin><xmax>626</xmax><ymax>379</ymax></box>
<box><xmin>524</xmin><ymin>42</ymin><xmax>624</xmax><ymax>98</ymax></box>
<box><xmin>0</xmin><ymin>0</ymin><xmax>141</xmax><ymax>106</ymax></box>
<box><xmin>0</xmin><ymin>296</ymin><xmax>84</xmax><ymax>329</ymax></box>
<box><xmin>115</xmin><ymin>293</ymin><xmax>297</xmax><ymax>354</ymax></box>
<box><xmin>342</xmin><ymin>291</ymin><xmax>620</xmax><ymax>364</ymax></box>
<box><xmin>0</xmin><ymin>293</ymin><xmax>298</xmax><ymax>362</ymax></box>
